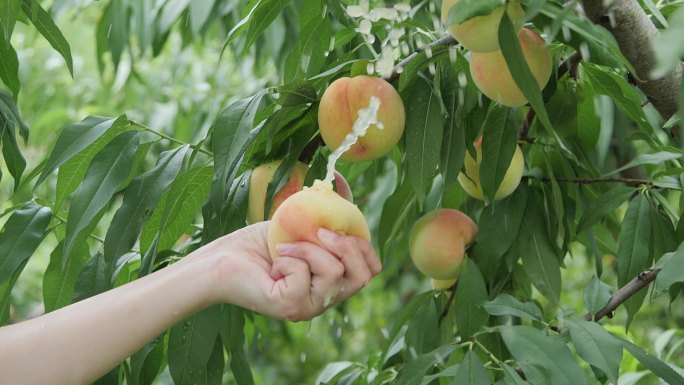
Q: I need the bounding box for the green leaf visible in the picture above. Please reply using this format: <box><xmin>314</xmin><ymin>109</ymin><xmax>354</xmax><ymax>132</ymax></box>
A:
<box><xmin>0</xmin><ymin>38</ymin><xmax>20</xmax><ymax>97</ymax></box>
<box><xmin>473</xmin><ymin>187</ymin><xmax>527</xmax><ymax>277</ymax></box>
<box><xmin>498</xmin><ymin>13</ymin><xmax>552</xmax><ymax>132</ymax></box>
<box><xmin>622</xmin><ymin>339</ymin><xmax>684</xmax><ymax>385</ymax></box>
<box><xmin>54</xmin><ymin>118</ymin><xmax>132</xmax><ymax>211</ymax></box>
<box><xmin>576</xmin><ymin>187</ymin><xmax>634</xmax><ymax>233</ymax></box>
<box><xmin>398</xmin><ymin>44</ymin><xmax>450</xmax><ymax>92</ymax></box>
<box><xmin>0</xmin><ymin>203</ymin><xmax>52</xmax><ymax>285</ymax></box>
<box><xmin>482</xmin><ymin>293</ymin><xmax>542</xmax><ymax>321</ymax></box>
<box><xmin>404</xmin><ymin>76</ymin><xmax>445</xmax><ymax>204</ymax></box>
<box><xmin>500</xmin><ymin>325</ymin><xmax>588</xmax><ymax>385</ymax></box>
<box><xmin>36</xmin><ymin>115</ymin><xmax>129</xmax><ymax>188</ymax></box>
<box><xmin>500</xmin><ymin>363</ymin><xmax>528</xmax><ymax>385</ymax></box>
<box><xmin>378</xmin><ymin>178</ymin><xmax>416</xmax><ymax>257</ymax></box>
<box><xmin>277</xmin><ymin>80</ymin><xmax>317</xmax><ymax>107</ymax></box>
<box><xmin>454</xmin><ymin>258</ymin><xmax>488</xmax><ymax>338</ymax></box>
<box><xmin>382</xmin><ymin>291</ymin><xmax>434</xmax><ymax>362</ymax></box>
<box><xmin>605</xmin><ymin>151</ymin><xmax>682</xmax><ymax>177</ymax></box>
<box><xmin>394</xmin><ymin>344</ymin><xmax>458</xmax><ymax>385</ymax></box>
<box><xmin>617</xmin><ymin>193</ymin><xmax>652</xmax><ymax>329</ymax></box>
<box><xmin>104</xmin><ymin>145</ymin><xmax>188</xmax><ymax>278</ymax></box>
<box><xmin>480</xmin><ymin>106</ymin><xmax>518</xmax><ymax>203</ymax></box>
<box><xmin>519</xmin><ymin>197</ymin><xmax>562</xmax><ymax>304</ymax></box>
<box><xmin>205</xmin><ymin>90</ymin><xmax>267</xmax><ymax>239</ymax></box>
<box><xmin>21</xmin><ymin>0</ymin><xmax>73</xmax><ymax>75</ymax></box>
<box><xmin>453</xmin><ymin>350</ymin><xmax>490</xmax><ymax>385</ymax></box>
<box><xmin>580</xmin><ymin>63</ymin><xmax>653</xmax><ymax>134</ymax></box>
<box><xmin>98</xmin><ymin>0</ymin><xmax>129</xmax><ymax>70</ymax></box>
<box><xmin>130</xmin><ymin>334</ymin><xmax>166</xmax><ymax>385</ymax></box>
<box><xmin>406</xmin><ymin>295</ymin><xmax>439</xmax><ymax>355</ymax></box>
<box><xmin>566</xmin><ymin>319</ymin><xmax>622</xmax><ymax>385</ymax></box>
<box><xmin>0</xmin><ymin>259</ymin><xmax>26</xmax><ymax>324</ymax></box>
<box><xmin>1</xmin><ymin>0</ymin><xmax>20</xmax><ymax>42</ymax></box>
<box><xmin>653</xmin><ymin>241</ymin><xmax>684</xmax><ymax>297</ymax></box>
<box><xmin>583</xmin><ymin>274</ymin><xmax>612</xmax><ymax>317</ymax></box>
<box><xmin>0</xmin><ymin>88</ymin><xmax>28</xmax><ymax>141</ymax></box>
<box><xmin>168</xmin><ymin>307</ymin><xmax>221</xmax><ymax>385</ymax></box>
<box><xmin>439</xmin><ymin>54</ymin><xmax>474</xmax><ymax>187</ymax></box>
<box><xmin>43</xmin><ymin>240</ymin><xmax>89</xmax><ymax>312</ymax></box>
<box><xmin>64</xmin><ymin>131</ymin><xmax>140</xmax><ymax>268</ymax></box>
<box><xmin>158</xmin><ymin>0</ymin><xmax>191</xmax><ymax>34</ymax></box>
<box><xmin>447</xmin><ymin>0</ymin><xmax>501</xmax><ymax>24</ymax></box>
<box><xmin>1</xmin><ymin>111</ymin><xmax>26</xmax><ymax>189</ymax></box>
<box><xmin>284</xmin><ymin>0</ymin><xmax>330</xmax><ymax>80</ymax></box>
<box><xmin>140</xmin><ymin>166</ymin><xmax>213</xmax><ymax>255</ymax></box>
<box><xmin>243</xmin><ymin>0</ymin><xmax>292</xmax><ymax>55</ymax></box>
<box><xmin>219</xmin><ymin>305</ymin><xmax>254</xmax><ymax>385</ymax></box>
<box><xmin>189</xmin><ymin>0</ymin><xmax>213</xmax><ymax>34</ymax></box>
<box><xmin>73</xmin><ymin>252</ymin><xmax>108</xmax><ymax>301</ymax></box>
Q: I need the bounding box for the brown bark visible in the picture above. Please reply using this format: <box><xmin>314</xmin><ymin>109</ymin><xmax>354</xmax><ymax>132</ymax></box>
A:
<box><xmin>582</xmin><ymin>0</ymin><xmax>682</xmax><ymax>120</ymax></box>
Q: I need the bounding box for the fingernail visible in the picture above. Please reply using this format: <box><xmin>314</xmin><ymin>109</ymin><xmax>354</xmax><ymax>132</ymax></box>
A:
<box><xmin>276</xmin><ymin>243</ymin><xmax>294</xmax><ymax>255</ymax></box>
<box><xmin>317</xmin><ymin>228</ymin><xmax>338</xmax><ymax>243</ymax></box>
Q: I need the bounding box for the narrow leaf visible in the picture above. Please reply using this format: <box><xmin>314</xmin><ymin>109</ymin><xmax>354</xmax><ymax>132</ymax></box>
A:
<box><xmin>622</xmin><ymin>339</ymin><xmax>684</xmax><ymax>385</ymax></box>
<box><xmin>168</xmin><ymin>307</ymin><xmax>221</xmax><ymax>385</ymax></box>
<box><xmin>653</xmin><ymin>241</ymin><xmax>684</xmax><ymax>297</ymax></box>
<box><xmin>583</xmin><ymin>274</ymin><xmax>612</xmax><ymax>317</ymax></box>
<box><xmin>283</xmin><ymin>0</ymin><xmax>330</xmax><ymax>80</ymax></box>
<box><xmin>498</xmin><ymin>13</ymin><xmax>552</xmax><ymax>132</ymax></box>
<box><xmin>576</xmin><ymin>187</ymin><xmax>634</xmax><ymax>233</ymax></box>
<box><xmin>483</xmin><ymin>293</ymin><xmax>542</xmax><ymax>321</ymax></box>
<box><xmin>63</xmin><ymin>131</ymin><xmax>140</xmax><ymax>266</ymax></box>
<box><xmin>0</xmin><ymin>38</ymin><xmax>20</xmax><ymax>97</ymax></box>
<box><xmin>500</xmin><ymin>325</ymin><xmax>588</xmax><ymax>385</ymax></box>
<box><xmin>43</xmin><ymin>240</ymin><xmax>89</xmax><ymax>312</ymax></box>
<box><xmin>454</xmin><ymin>258</ymin><xmax>488</xmax><ymax>338</ymax></box>
<box><xmin>566</xmin><ymin>318</ymin><xmax>622</xmax><ymax>385</ymax></box>
<box><xmin>404</xmin><ymin>76</ymin><xmax>445</xmax><ymax>204</ymax></box>
<box><xmin>21</xmin><ymin>0</ymin><xmax>73</xmax><ymax>75</ymax></box>
<box><xmin>0</xmin><ymin>203</ymin><xmax>52</xmax><ymax>285</ymax></box>
<box><xmin>36</xmin><ymin>115</ymin><xmax>129</xmax><ymax>188</ymax></box>
<box><xmin>453</xmin><ymin>350</ymin><xmax>489</xmax><ymax>385</ymax></box>
<box><xmin>394</xmin><ymin>344</ymin><xmax>458</xmax><ymax>385</ymax></box>
<box><xmin>617</xmin><ymin>193</ymin><xmax>652</xmax><ymax>328</ymax></box>
<box><xmin>480</xmin><ymin>106</ymin><xmax>518</xmax><ymax>203</ymax></box>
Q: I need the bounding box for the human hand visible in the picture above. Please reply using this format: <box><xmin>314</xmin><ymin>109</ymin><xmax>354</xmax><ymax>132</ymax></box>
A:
<box><xmin>204</xmin><ymin>222</ymin><xmax>381</xmax><ymax>321</ymax></box>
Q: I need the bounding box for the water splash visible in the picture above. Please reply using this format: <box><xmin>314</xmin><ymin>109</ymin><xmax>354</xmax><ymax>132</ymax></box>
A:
<box><xmin>324</xmin><ymin>96</ymin><xmax>383</xmax><ymax>183</ymax></box>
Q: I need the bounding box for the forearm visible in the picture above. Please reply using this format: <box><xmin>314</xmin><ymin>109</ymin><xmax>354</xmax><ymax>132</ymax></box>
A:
<box><xmin>0</xmin><ymin>250</ymin><xmax>218</xmax><ymax>385</ymax></box>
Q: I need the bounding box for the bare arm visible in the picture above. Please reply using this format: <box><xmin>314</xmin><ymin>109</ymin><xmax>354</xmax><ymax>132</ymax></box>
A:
<box><xmin>0</xmin><ymin>222</ymin><xmax>381</xmax><ymax>385</ymax></box>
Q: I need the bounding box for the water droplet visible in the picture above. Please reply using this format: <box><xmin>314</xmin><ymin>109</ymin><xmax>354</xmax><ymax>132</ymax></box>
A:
<box><xmin>183</xmin><ymin>321</ymin><xmax>191</xmax><ymax>330</ymax></box>
<box><xmin>300</xmin><ymin>352</ymin><xmax>307</xmax><ymax>363</ymax></box>
<box><xmin>328</xmin><ymin>36</ymin><xmax>336</xmax><ymax>51</ymax></box>
<box><xmin>322</xmin><ymin>5</ymin><xmax>327</xmax><ymax>17</ymax></box>
<box><xmin>181</xmin><ymin>336</ymin><xmax>187</xmax><ymax>343</ymax></box>
<box><xmin>366</xmin><ymin>62</ymin><xmax>375</xmax><ymax>75</ymax></box>
<box><xmin>323</xmin><ymin>51</ymin><xmax>329</xmax><ymax>57</ymax></box>
<box><xmin>369</xmin><ymin>7</ymin><xmax>397</xmax><ymax>21</ymax></box>
<box><xmin>579</xmin><ymin>42</ymin><xmax>591</xmax><ymax>61</ymax></box>
<box><xmin>458</xmin><ymin>72</ymin><xmax>467</xmax><ymax>88</ymax></box>
<box><xmin>428</xmin><ymin>62</ymin><xmax>436</xmax><ymax>75</ymax></box>
<box><xmin>357</xmin><ymin>19</ymin><xmax>372</xmax><ymax>34</ymax></box>
<box><xmin>449</xmin><ymin>47</ymin><xmax>458</xmax><ymax>63</ymax></box>
<box><xmin>425</xmin><ymin>46</ymin><xmax>433</xmax><ymax>59</ymax></box>
<box><xmin>336</xmin><ymin>327</ymin><xmax>342</xmax><ymax>338</ymax></box>
<box><xmin>343</xmin><ymin>314</ymin><xmax>350</xmax><ymax>324</ymax></box>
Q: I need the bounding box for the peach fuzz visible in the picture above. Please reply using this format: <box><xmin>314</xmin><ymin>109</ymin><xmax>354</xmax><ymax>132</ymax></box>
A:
<box><xmin>409</xmin><ymin>209</ymin><xmax>478</xmax><ymax>280</ymax></box>
<box><xmin>441</xmin><ymin>0</ymin><xmax>524</xmax><ymax>53</ymax></box>
<box><xmin>318</xmin><ymin>76</ymin><xmax>405</xmax><ymax>162</ymax></box>
<box><xmin>469</xmin><ymin>28</ymin><xmax>552</xmax><ymax>107</ymax></box>
<box><xmin>268</xmin><ymin>179</ymin><xmax>370</xmax><ymax>260</ymax></box>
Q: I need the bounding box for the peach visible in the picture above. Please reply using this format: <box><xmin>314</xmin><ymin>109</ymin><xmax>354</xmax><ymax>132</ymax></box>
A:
<box><xmin>432</xmin><ymin>278</ymin><xmax>458</xmax><ymax>291</ymax></box>
<box><xmin>268</xmin><ymin>179</ymin><xmax>370</xmax><ymax>260</ymax></box>
<box><xmin>469</xmin><ymin>28</ymin><xmax>552</xmax><ymax>107</ymax></box>
<box><xmin>248</xmin><ymin>161</ymin><xmax>353</xmax><ymax>224</ymax></box>
<box><xmin>458</xmin><ymin>137</ymin><xmax>524</xmax><ymax>201</ymax></box>
<box><xmin>442</xmin><ymin>0</ymin><xmax>525</xmax><ymax>53</ymax></box>
<box><xmin>318</xmin><ymin>76</ymin><xmax>405</xmax><ymax>162</ymax></box>
<box><xmin>409</xmin><ymin>209</ymin><xmax>478</xmax><ymax>280</ymax></box>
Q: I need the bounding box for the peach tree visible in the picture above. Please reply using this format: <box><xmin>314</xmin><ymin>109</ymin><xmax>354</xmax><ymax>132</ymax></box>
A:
<box><xmin>1</xmin><ymin>0</ymin><xmax>684</xmax><ymax>384</ymax></box>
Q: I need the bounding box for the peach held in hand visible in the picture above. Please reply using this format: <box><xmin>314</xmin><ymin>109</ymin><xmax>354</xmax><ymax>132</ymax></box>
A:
<box><xmin>318</xmin><ymin>76</ymin><xmax>405</xmax><ymax>162</ymax></box>
<box><xmin>442</xmin><ymin>0</ymin><xmax>525</xmax><ymax>53</ymax></box>
<box><xmin>268</xmin><ymin>179</ymin><xmax>370</xmax><ymax>260</ymax></box>
<box><xmin>409</xmin><ymin>209</ymin><xmax>478</xmax><ymax>280</ymax></box>
<box><xmin>457</xmin><ymin>137</ymin><xmax>524</xmax><ymax>201</ymax></box>
<box><xmin>470</xmin><ymin>28</ymin><xmax>552</xmax><ymax>107</ymax></box>
<box><xmin>248</xmin><ymin>160</ymin><xmax>353</xmax><ymax>224</ymax></box>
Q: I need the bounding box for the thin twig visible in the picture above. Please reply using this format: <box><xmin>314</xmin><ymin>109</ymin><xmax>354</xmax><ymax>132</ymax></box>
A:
<box><xmin>583</xmin><ymin>269</ymin><xmax>661</xmax><ymax>322</ymax></box>
<box><xmin>384</xmin><ymin>35</ymin><xmax>458</xmax><ymax>83</ymax></box>
<box><xmin>519</xmin><ymin>109</ymin><xmax>536</xmax><ymax>143</ymax></box>
<box><xmin>439</xmin><ymin>282</ymin><xmax>459</xmax><ymax>324</ymax></box>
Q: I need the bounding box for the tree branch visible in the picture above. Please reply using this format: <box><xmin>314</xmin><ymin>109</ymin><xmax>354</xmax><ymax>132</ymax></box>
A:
<box><xmin>584</xmin><ymin>269</ymin><xmax>661</xmax><ymax>322</ymax></box>
<box><xmin>581</xmin><ymin>0</ymin><xmax>682</xmax><ymax>121</ymax></box>
<box><xmin>384</xmin><ymin>35</ymin><xmax>458</xmax><ymax>83</ymax></box>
